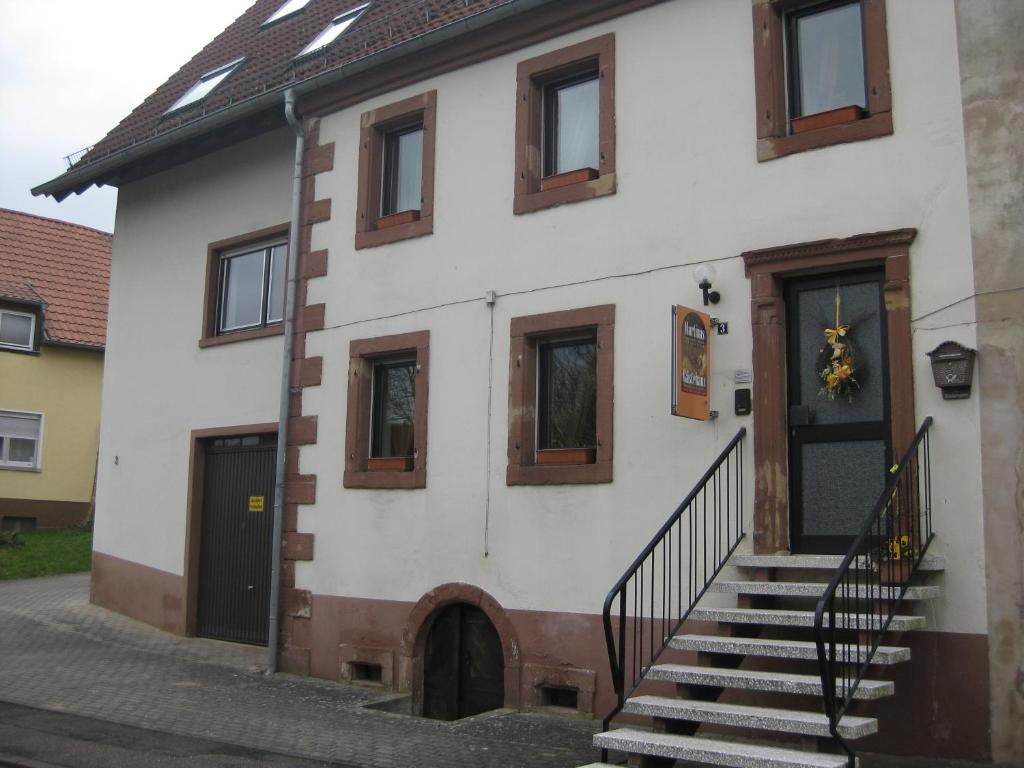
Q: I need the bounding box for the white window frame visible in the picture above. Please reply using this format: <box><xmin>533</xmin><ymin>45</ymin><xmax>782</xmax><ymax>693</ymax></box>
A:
<box><xmin>0</xmin><ymin>308</ymin><xmax>36</xmax><ymax>352</ymax></box>
<box><xmin>0</xmin><ymin>410</ymin><xmax>43</xmax><ymax>470</ymax></box>
<box><xmin>165</xmin><ymin>58</ymin><xmax>245</xmax><ymax>114</ymax></box>
<box><xmin>216</xmin><ymin>238</ymin><xmax>288</xmax><ymax>335</ymax></box>
<box><xmin>297</xmin><ymin>3</ymin><xmax>370</xmax><ymax>58</ymax></box>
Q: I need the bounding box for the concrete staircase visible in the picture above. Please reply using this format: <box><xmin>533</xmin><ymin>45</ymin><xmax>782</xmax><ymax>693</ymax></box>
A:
<box><xmin>584</xmin><ymin>552</ymin><xmax>945</xmax><ymax>768</ymax></box>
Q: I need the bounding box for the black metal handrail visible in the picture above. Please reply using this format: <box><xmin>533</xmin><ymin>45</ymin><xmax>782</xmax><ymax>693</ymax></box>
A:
<box><xmin>601</xmin><ymin>428</ymin><xmax>746</xmax><ymax>734</ymax></box>
<box><xmin>813</xmin><ymin>416</ymin><xmax>934</xmax><ymax>767</ymax></box>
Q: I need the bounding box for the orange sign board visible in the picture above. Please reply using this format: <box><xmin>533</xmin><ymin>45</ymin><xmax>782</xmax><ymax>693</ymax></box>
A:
<box><xmin>672</xmin><ymin>305</ymin><xmax>712</xmax><ymax>420</ymax></box>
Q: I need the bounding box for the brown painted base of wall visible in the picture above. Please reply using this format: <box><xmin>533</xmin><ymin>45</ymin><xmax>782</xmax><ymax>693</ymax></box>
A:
<box><xmin>0</xmin><ymin>498</ymin><xmax>91</xmax><ymax>529</ymax></box>
<box><xmin>90</xmin><ymin>551</ymin><xmax>186</xmax><ymax>636</ymax></box>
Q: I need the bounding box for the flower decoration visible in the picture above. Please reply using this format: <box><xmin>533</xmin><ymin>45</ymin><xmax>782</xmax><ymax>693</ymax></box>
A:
<box><xmin>817</xmin><ymin>286</ymin><xmax>860</xmax><ymax>401</ymax></box>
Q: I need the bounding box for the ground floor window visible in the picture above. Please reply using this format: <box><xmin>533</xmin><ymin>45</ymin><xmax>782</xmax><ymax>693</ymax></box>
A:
<box><xmin>0</xmin><ymin>410</ymin><xmax>42</xmax><ymax>469</ymax></box>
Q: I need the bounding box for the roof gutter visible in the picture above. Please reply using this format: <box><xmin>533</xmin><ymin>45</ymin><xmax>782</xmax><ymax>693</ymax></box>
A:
<box><xmin>32</xmin><ymin>0</ymin><xmax>564</xmax><ymax>200</ymax></box>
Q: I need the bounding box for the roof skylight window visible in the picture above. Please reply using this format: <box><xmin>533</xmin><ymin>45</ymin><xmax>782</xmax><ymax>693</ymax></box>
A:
<box><xmin>263</xmin><ymin>0</ymin><xmax>312</xmax><ymax>26</ymax></box>
<box><xmin>165</xmin><ymin>58</ymin><xmax>245</xmax><ymax>114</ymax></box>
<box><xmin>297</xmin><ymin>3</ymin><xmax>370</xmax><ymax>57</ymax></box>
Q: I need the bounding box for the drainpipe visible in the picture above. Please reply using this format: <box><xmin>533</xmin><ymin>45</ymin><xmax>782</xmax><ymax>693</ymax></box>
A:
<box><xmin>268</xmin><ymin>88</ymin><xmax>304</xmax><ymax>674</ymax></box>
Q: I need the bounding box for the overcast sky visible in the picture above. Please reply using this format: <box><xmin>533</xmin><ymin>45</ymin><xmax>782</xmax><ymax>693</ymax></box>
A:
<box><xmin>1</xmin><ymin>0</ymin><xmax>250</xmax><ymax>233</ymax></box>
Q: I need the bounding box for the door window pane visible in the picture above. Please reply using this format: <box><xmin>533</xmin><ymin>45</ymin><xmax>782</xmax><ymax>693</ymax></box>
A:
<box><xmin>220</xmin><ymin>250</ymin><xmax>265</xmax><ymax>331</ymax></box>
<box><xmin>371</xmin><ymin>360</ymin><xmax>416</xmax><ymax>457</ymax></box>
<box><xmin>0</xmin><ymin>312</ymin><xmax>33</xmax><ymax>348</ymax></box>
<box><xmin>538</xmin><ymin>338</ymin><xmax>597</xmax><ymax>449</ymax></box>
<box><xmin>801</xmin><ymin>440</ymin><xmax>886</xmax><ymax>536</ymax></box>
<box><xmin>383</xmin><ymin>125</ymin><xmax>424</xmax><ymax>215</ymax></box>
<box><xmin>546</xmin><ymin>75</ymin><xmax>599</xmax><ymax>175</ymax></box>
<box><xmin>793</xmin><ymin>2</ymin><xmax>866</xmax><ymax>117</ymax></box>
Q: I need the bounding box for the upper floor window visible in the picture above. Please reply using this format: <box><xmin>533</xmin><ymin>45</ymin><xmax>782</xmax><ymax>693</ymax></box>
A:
<box><xmin>0</xmin><ymin>411</ymin><xmax>42</xmax><ymax>470</ymax></box>
<box><xmin>166</xmin><ymin>58</ymin><xmax>244</xmax><ymax>114</ymax></box>
<box><xmin>514</xmin><ymin>34</ymin><xmax>616</xmax><ymax>215</ymax></box>
<box><xmin>218</xmin><ymin>240</ymin><xmax>287</xmax><ymax>334</ymax></box>
<box><xmin>355</xmin><ymin>91</ymin><xmax>437</xmax><ymax>249</ymax></box>
<box><xmin>370</xmin><ymin>357</ymin><xmax>416</xmax><ymax>462</ymax></box>
<box><xmin>297</xmin><ymin>3</ymin><xmax>370</xmax><ymax>57</ymax></box>
<box><xmin>752</xmin><ymin>0</ymin><xmax>892</xmax><ymax>161</ymax></box>
<box><xmin>0</xmin><ymin>309</ymin><xmax>35</xmax><ymax>352</ymax></box>
<box><xmin>537</xmin><ymin>335</ymin><xmax>597</xmax><ymax>457</ymax></box>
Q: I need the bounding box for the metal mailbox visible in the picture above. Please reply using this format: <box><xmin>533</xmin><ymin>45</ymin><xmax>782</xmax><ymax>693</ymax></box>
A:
<box><xmin>927</xmin><ymin>341</ymin><xmax>976</xmax><ymax>400</ymax></box>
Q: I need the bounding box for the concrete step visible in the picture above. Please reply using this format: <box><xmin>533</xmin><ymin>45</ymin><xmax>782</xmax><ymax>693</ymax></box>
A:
<box><xmin>671</xmin><ymin>634</ymin><xmax>910</xmax><ymax>664</ymax></box>
<box><xmin>710</xmin><ymin>580</ymin><xmax>940</xmax><ymax>600</ymax></box>
<box><xmin>594</xmin><ymin>728</ymin><xmax>851</xmax><ymax>768</ymax></box>
<box><xmin>646</xmin><ymin>663</ymin><xmax>894</xmax><ymax>699</ymax></box>
<box><xmin>731</xmin><ymin>553</ymin><xmax>946</xmax><ymax>572</ymax></box>
<box><xmin>623</xmin><ymin>695</ymin><xmax>878</xmax><ymax>739</ymax></box>
<box><xmin>691</xmin><ymin>606</ymin><xmax>927</xmax><ymax>632</ymax></box>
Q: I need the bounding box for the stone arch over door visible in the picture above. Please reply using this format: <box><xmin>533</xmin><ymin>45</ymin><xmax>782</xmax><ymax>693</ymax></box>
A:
<box><xmin>401</xmin><ymin>583</ymin><xmax>521</xmax><ymax>715</ymax></box>
<box><xmin>741</xmin><ymin>229</ymin><xmax>917</xmax><ymax>555</ymax></box>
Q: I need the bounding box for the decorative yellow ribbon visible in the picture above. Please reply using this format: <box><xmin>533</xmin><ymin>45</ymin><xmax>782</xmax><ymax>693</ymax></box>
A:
<box><xmin>824</xmin><ymin>325</ymin><xmax>848</xmax><ymax>346</ymax></box>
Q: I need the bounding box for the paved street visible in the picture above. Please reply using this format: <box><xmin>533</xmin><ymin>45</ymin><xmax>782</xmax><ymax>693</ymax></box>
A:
<box><xmin>0</xmin><ymin>575</ymin><xmax>601</xmax><ymax>768</ymax></box>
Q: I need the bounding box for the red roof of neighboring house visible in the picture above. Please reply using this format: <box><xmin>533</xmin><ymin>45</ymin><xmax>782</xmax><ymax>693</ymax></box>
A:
<box><xmin>0</xmin><ymin>209</ymin><xmax>112</xmax><ymax>349</ymax></box>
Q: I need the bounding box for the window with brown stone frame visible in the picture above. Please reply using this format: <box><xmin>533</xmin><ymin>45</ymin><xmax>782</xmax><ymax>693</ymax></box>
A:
<box><xmin>344</xmin><ymin>330</ymin><xmax>429</xmax><ymax>489</ymax></box>
<box><xmin>514</xmin><ymin>34</ymin><xmax>616</xmax><ymax>215</ymax></box>
<box><xmin>507</xmin><ymin>305</ymin><xmax>613</xmax><ymax>485</ymax></box>
<box><xmin>199</xmin><ymin>223</ymin><xmax>290</xmax><ymax>348</ymax></box>
<box><xmin>752</xmin><ymin>0</ymin><xmax>892</xmax><ymax>162</ymax></box>
<box><xmin>355</xmin><ymin>91</ymin><xmax>436</xmax><ymax>249</ymax></box>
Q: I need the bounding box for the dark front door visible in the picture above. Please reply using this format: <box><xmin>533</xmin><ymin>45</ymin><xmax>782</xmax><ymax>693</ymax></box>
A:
<box><xmin>197</xmin><ymin>437</ymin><xmax>276</xmax><ymax>645</ymax></box>
<box><xmin>423</xmin><ymin>603</ymin><xmax>504</xmax><ymax>721</ymax></box>
<box><xmin>785</xmin><ymin>269</ymin><xmax>891</xmax><ymax>554</ymax></box>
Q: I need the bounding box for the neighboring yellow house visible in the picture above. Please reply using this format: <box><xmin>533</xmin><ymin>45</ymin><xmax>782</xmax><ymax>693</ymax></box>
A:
<box><xmin>0</xmin><ymin>209</ymin><xmax>111</xmax><ymax>530</ymax></box>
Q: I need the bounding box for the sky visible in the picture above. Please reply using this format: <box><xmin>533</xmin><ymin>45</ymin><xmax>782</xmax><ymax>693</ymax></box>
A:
<box><xmin>0</xmin><ymin>0</ymin><xmax>250</xmax><ymax>233</ymax></box>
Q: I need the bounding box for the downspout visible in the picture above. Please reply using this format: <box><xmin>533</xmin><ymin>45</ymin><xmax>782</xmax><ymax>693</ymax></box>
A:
<box><xmin>268</xmin><ymin>88</ymin><xmax>304</xmax><ymax>674</ymax></box>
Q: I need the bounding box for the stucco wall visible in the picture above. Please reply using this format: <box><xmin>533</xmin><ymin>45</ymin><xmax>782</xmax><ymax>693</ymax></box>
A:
<box><xmin>0</xmin><ymin>345</ymin><xmax>103</xmax><ymax>503</ymax></box>
<box><xmin>955</xmin><ymin>0</ymin><xmax>1024</xmax><ymax>762</ymax></box>
<box><xmin>92</xmin><ymin>128</ymin><xmax>294</xmax><ymax>576</ymax></box>
<box><xmin>295</xmin><ymin>0</ymin><xmax>986</xmax><ymax>632</ymax></box>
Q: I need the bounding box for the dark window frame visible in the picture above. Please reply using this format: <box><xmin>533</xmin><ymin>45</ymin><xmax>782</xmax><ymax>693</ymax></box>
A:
<box><xmin>507</xmin><ymin>305</ymin><xmax>614</xmax><ymax>486</ymax></box>
<box><xmin>381</xmin><ymin>121</ymin><xmax>426</xmax><ymax>218</ymax></box>
<box><xmin>355</xmin><ymin>91</ymin><xmax>437</xmax><ymax>249</ymax></box>
<box><xmin>541</xmin><ymin>69</ymin><xmax>601</xmax><ymax>179</ymax></box>
<box><xmin>514</xmin><ymin>34</ymin><xmax>616</xmax><ymax>215</ymax></box>
<box><xmin>344</xmin><ymin>330</ymin><xmax>429</xmax><ymax>489</ymax></box>
<box><xmin>216</xmin><ymin>239</ymin><xmax>287</xmax><ymax>334</ymax></box>
<box><xmin>200</xmin><ymin>224</ymin><xmax>290</xmax><ymax>348</ymax></box>
<box><xmin>752</xmin><ymin>0</ymin><xmax>891</xmax><ymax>162</ymax></box>
<box><xmin>536</xmin><ymin>334</ymin><xmax>598</xmax><ymax>452</ymax></box>
<box><xmin>369</xmin><ymin>355</ymin><xmax>417</xmax><ymax>459</ymax></box>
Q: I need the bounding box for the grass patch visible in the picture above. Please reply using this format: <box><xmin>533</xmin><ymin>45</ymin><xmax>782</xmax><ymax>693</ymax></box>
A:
<box><xmin>0</xmin><ymin>529</ymin><xmax>92</xmax><ymax>580</ymax></box>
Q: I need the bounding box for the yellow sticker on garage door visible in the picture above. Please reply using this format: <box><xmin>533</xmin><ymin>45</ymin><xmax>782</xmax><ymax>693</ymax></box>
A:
<box><xmin>248</xmin><ymin>496</ymin><xmax>265</xmax><ymax>513</ymax></box>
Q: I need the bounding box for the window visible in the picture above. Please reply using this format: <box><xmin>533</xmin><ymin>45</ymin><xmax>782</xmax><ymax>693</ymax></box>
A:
<box><xmin>752</xmin><ymin>0</ymin><xmax>891</xmax><ymax>161</ymax></box>
<box><xmin>514</xmin><ymin>34</ymin><xmax>615</xmax><ymax>215</ymax></box>
<box><xmin>297</xmin><ymin>3</ymin><xmax>370</xmax><ymax>58</ymax></box>
<box><xmin>165</xmin><ymin>58</ymin><xmax>245</xmax><ymax>114</ymax></box>
<box><xmin>0</xmin><ymin>411</ymin><xmax>42</xmax><ymax>470</ymax></box>
<box><xmin>263</xmin><ymin>0</ymin><xmax>311</xmax><ymax>26</ymax></box>
<box><xmin>200</xmin><ymin>224</ymin><xmax>289</xmax><ymax>348</ymax></box>
<box><xmin>355</xmin><ymin>91</ymin><xmax>436</xmax><ymax>249</ymax></box>
<box><xmin>507</xmin><ymin>305</ymin><xmax>614</xmax><ymax>485</ymax></box>
<box><xmin>0</xmin><ymin>309</ymin><xmax>36</xmax><ymax>352</ymax></box>
<box><xmin>345</xmin><ymin>331</ymin><xmax>429</xmax><ymax>489</ymax></box>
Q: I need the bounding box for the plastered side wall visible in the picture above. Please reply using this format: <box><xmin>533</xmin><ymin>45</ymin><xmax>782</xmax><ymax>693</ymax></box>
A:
<box><xmin>92</xmin><ymin>128</ymin><xmax>294</xmax><ymax>576</ymax></box>
<box><xmin>297</xmin><ymin>0</ymin><xmax>986</xmax><ymax>632</ymax></box>
<box><xmin>955</xmin><ymin>0</ymin><xmax>1024</xmax><ymax>762</ymax></box>
<box><xmin>0</xmin><ymin>346</ymin><xmax>103</xmax><ymax>502</ymax></box>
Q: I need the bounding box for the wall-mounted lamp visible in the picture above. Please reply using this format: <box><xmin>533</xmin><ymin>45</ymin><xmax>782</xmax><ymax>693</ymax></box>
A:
<box><xmin>694</xmin><ymin>264</ymin><xmax>720</xmax><ymax>306</ymax></box>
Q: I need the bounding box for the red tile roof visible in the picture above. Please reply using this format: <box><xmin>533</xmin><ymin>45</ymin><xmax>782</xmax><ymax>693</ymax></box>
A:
<box><xmin>75</xmin><ymin>0</ymin><xmax>513</xmax><ymax>170</ymax></box>
<box><xmin>0</xmin><ymin>209</ymin><xmax>112</xmax><ymax>349</ymax></box>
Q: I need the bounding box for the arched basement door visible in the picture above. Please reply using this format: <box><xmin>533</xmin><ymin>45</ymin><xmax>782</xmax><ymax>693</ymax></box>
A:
<box><xmin>423</xmin><ymin>603</ymin><xmax>504</xmax><ymax>720</ymax></box>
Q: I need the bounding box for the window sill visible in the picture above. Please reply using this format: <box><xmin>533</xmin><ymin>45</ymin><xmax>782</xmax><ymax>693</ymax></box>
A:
<box><xmin>507</xmin><ymin>460</ymin><xmax>611</xmax><ymax>486</ymax></box>
<box><xmin>790</xmin><ymin>105</ymin><xmax>865</xmax><ymax>135</ymax></box>
<box><xmin>344</xmin><ymin>466</ymin><xmax>425</xmax><ymax>489</ymax></box>
<box><xmin>0</xmin><ymin>465</ymin><xmax>41</xmax><ymax>473</ymax></box>
<box><xmin>757</xmin><ymin>111</ymin><xmax>892</xmax><ymax>162</ymax></box>
<box><xmin>355</xmin><ymin>214</ymin><xmax>433</xmax><ymax>250</ymax></box>
<box><xmin>377</xmin><ymin>210</ymin><xmax>420</xmax><ymax>230</ymax></box>
<box><xmin>199</xmin><ymin>325</ymin><xmax>284</xmax><ymax>348</ymax></box>
<box><xmin>367</xmin><ymin>456</ymin><xmax>415</xmax><ymax>472</ymax></box>
<box><xmin>535</xmin><ymin>448</ymin><xmax>597</xmax><ymax>466</ymax></box>
<box><xmin>514</xmin><ymin>172</ymin><xmax>615</xmax><ymax>216</ymax></box>
<box><xmin>540</xmin><ymin>168</ymin><xmax>599</xmax><ymax>192</ymax></box>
